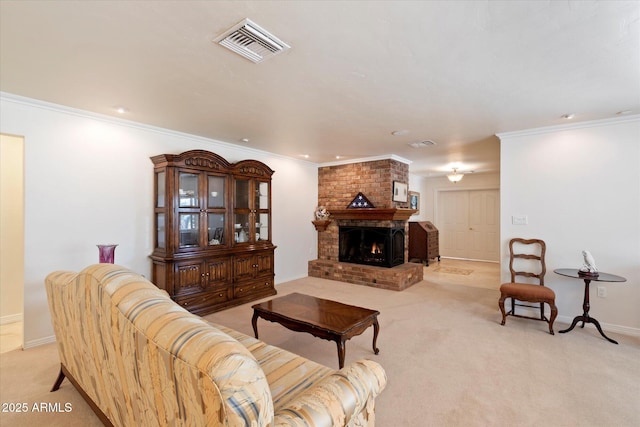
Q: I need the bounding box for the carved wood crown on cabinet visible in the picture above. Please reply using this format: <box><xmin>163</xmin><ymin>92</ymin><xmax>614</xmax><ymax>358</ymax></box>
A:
<box><xmin>149</xmin><ymin>150</ymin><xmax>276</xmax><ymax>315</ymax></box>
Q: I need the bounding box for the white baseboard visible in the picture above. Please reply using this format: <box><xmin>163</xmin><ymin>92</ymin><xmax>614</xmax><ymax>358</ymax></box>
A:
<box><xmin>23</xmin><ymin>335</ymin><xmax>56</xmax><ymax>349</ymax></box>
<box><xmin>0</xmin><ymin>313</ymin><xmax>23</xmax><ymax>325</ymax></box>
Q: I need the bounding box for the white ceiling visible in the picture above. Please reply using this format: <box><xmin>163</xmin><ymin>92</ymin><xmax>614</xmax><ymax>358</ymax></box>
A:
<box><xmin>1</xmin><ymin>1</ymin><xmax>638</xmax><ymax>177</ymax></box>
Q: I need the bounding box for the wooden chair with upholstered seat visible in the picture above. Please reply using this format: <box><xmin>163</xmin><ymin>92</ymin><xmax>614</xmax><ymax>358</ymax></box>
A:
<box><xmin>499</xmin><ymin>238</ymin><xmax>557</xmax><ymax>335</ymax></box>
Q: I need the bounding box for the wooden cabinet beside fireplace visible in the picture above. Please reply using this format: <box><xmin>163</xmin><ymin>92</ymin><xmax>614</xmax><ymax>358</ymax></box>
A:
<box><xmin>150</xmin><ymin>150</ymin><xmax>276</xmax><ymax>315</ymax></box>
<box><xmin>408</xmin><ymin>221</ymin><xmax>440</xmax><ymax>266</ymax></box>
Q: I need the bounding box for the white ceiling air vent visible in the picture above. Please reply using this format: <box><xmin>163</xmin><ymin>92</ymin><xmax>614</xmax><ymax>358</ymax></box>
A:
<box><xmin>214</xmin><ymin>18</ymin><xmax>290</xmax><ymax>63</ymax></box>
<box><xmin>408</xmin><ymin>140</ymin><xmax>437</xmax><ymax>148</ymax></box>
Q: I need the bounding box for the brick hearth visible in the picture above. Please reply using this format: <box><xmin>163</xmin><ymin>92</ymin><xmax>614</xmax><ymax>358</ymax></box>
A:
<box><xmin>308</xmin><ymin>259</ymin><xmax>421</xmax><ymax>291</ymax></box>
<box><xmin>308</xmin><ymin>157</ymin><xmax>423</xmax><ymax>291</ymax></box>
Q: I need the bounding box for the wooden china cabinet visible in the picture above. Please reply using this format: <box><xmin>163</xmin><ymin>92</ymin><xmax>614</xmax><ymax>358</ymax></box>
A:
<box><xmin>149</xmin><ymin>150</ymin><xmax>276</xmax><ymax>315</ymax></box>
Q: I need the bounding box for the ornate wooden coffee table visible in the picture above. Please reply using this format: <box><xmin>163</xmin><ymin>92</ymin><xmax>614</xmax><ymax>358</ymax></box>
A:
<box><xmin>252</xmin><ymin>292</ymin><xmax>380</xmax><ymax>369</ymax></box>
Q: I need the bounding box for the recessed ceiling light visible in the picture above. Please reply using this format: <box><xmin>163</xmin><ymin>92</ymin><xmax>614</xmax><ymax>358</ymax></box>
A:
<box><xmin>301</xmin><ymin>154</ymin><xmax>309</xmax><ymax>159</ymax></box>
<box><xmin>561</xmin><ymin>114</ymin><xmax>575</xmax><ymax>120</ymax></box>
<box><xmin>240</xmin><ymin>138</ymin><xmax>250</xmax><ymax>143</ymax></box>
<box><xmin>391</xmin><ymin>130</ymin><xmax>410</xmax><ymax>136</ymax></box>
<box><xmin>335</xmin><ymin>155</ymin><xmax>342</xmax><ymax>159</ymax></box>
<box><xmin>114</xmin><ymin>106</ymin><xmax>129</xmax><ymax>114</ymax></box>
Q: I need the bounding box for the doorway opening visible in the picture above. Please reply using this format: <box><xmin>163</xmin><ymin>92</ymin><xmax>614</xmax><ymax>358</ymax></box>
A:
<box><xmin>1</xmin><ymin>133</ymin><xmax>25</xmax><ymax>352</ymax></box>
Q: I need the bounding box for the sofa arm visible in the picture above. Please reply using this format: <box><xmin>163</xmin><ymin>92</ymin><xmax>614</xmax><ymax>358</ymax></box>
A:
<box><xmin>273</xmin><ymin>359</ymin><xmax>387</xmax><ymax>427</ymax></box>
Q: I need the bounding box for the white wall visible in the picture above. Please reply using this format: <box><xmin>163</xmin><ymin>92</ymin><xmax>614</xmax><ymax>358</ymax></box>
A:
<box><xmin>0</xmin><ymin>94</ymin><xmax>319</xmax><ymax>347</ymax></box>
<box><xmin>0</xmin><ymin>133</ymin><xmax>25</xmax><ymax>324</ymax></box>
<box><xmin>408</xmin><ymin>172</ymin><xmax>429</xmax><ymax>221</ymax></box>
<box><xmin>499</xmin><ymin>116</ymin><xmax>640</xmax><ymax>333</ymax></box>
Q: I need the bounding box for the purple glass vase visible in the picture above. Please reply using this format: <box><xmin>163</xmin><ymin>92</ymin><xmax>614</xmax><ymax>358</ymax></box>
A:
<box><xmin>97</xmin><ymin>244</ymin><xmax>118</xmax><ymax>264</ymax></box>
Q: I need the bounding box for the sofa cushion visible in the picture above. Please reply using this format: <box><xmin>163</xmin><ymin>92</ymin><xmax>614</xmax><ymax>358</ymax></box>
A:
<box><xmin>213</xmin><ymin>324</ymin><xmax>388</xmax><ymax>426</ymax></box>
<box><xmin>212</xmin><ymin>323</ymin><xmax>334</xmax><ymax>410</ymax></box>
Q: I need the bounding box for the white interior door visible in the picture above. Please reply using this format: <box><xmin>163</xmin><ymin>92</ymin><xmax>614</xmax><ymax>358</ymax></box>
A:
<box><xmin>438</xmin><ymin>189</ymin><xmax>499</xmax><ymax>262</ymax></box>
<box><xmin>468</xmin><ymin>190</ymin><xmax>500</xmax><ymax>261</ymax></box>
<box><xmin>438</xmin><ymin>191</ymin><xmax>469</xmax><ymax>259</ymax></box>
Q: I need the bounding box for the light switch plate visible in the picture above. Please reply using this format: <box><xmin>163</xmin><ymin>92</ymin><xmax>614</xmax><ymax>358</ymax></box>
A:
<box><xmin>512</xmin><ymin>215</ymin><xmax>528</xmax><ymax>225</ymax></box>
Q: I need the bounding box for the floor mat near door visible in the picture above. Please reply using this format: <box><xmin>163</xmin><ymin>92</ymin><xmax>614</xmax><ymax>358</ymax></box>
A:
<box><xmin>431</xmin><ymin>267</ymin><xmax>473</xmax><ymax>275</ymax></box>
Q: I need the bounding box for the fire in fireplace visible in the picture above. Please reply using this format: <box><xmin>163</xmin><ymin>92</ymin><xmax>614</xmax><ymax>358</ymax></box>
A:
<box><xmin>339</xmin><ymin>226</ymin><xmax>405</xmax><ymax>268</ymax></box>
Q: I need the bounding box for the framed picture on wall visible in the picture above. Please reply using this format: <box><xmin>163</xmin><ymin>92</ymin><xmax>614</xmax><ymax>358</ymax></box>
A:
<box><xmin>409</xmin><ymin>191</ymin><xmax>420</xmax><ymax>213</ymax></box>
<box><xmin>393</xmin><ymin>181</ymin><xmax>408</xmax><ymax>202</ymax></box>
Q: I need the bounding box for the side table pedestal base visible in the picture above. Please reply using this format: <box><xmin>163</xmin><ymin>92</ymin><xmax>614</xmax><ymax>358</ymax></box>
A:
<box><xmin>559</xmin><ymin>314</ymin><xmax>618</xmax><ymax>344</ymax></box>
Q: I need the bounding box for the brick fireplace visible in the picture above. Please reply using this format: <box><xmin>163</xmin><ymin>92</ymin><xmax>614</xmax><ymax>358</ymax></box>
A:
<box><xmin>308</xmin><ymin>157</ymin><xmax>423</xmax><ymax>291</ymax></box>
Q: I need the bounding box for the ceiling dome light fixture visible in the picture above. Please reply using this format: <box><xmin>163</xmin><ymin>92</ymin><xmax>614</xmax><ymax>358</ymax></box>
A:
<box><xmin>561</xmin><ymin>113</ymin><xmax>575</xmax><ymax>120</ymax></box>
<box><xmin>447</xmin><ymin>168</ymin><xmax>464</xmax><ymax>183</ymax></box>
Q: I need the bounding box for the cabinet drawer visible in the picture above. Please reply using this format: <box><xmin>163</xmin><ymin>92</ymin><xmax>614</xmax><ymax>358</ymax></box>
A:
<box><xmin>234</xmin><ymin>279</ymin><xmax>274</xmax><ymax>299</ymax></box>
<box><xmin>174</xmin><ymin>288</ymin><xmax>230</xmax><ymax>312</ymax></box>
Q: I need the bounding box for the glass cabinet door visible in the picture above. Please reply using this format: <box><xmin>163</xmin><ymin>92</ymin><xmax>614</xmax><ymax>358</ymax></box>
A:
<box><xmin>156</xmin><ymin>213</ymin><xmax>166</xmax><ymax>248</ymax></box>
<box><xmin>207</xmin><ymin>213</ymin><xmax>225</xmax><ymax>246</ymax></box>
<box><xmin>179</xmin><ymin>173</ymin><xmax>199</xmax><ymax>208</ymax></box>
<box><xmin>206</xmin><ymin>175</ymin><xmax>226</xmax><ymax>247</ymax></box>
<box><xmin>157</xmin><ymin>172</ymin><xmax>166</xmax><ymax>208</ymax></box>
<box><xmin>178</xmin><ymin>172</ymin><xmax>201</xmax><ymax>248</ymax></box>
<box><xmin>208</xmin><ymin>175</ymin><xmax>225</xmax><ymax>208</ymax></box>
<box><xmin>234</xmin><ymin>179</ymin><xmax>251</xmax><ymax>243</ymax></box>
<box><xmin>179</xmin><ymin>213</ymin><xmax>199</xmax><ymax>247</ymax></box>
<box><xmin>155</xmin><ymin>171</ymin><xmax>166</xmax><ymax>249</ymax></box>
<box><xmin>233</xmin><ymin>179</ymin><xmax>251</xmax><ymax>243</ymax></box>
<box><xmin>235</xmin><ymin>179</ymin><xmax>249</xmax><ymax>209</ymax></box>
<box><xmin>233</xmin><ymin>178</ymin><xmax>270</xmax><ymax>244</ymax></box>
<box><xmin>256</xmin><ymin>181</ymin><xmax>270</xmax><ymax>241</ymax></box>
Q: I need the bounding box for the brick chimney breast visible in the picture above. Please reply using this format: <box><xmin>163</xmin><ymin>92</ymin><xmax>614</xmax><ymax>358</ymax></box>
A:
<box><xmin>318</xmin><ymin>159</ymin><xmax>409</xmax><ymax>210</ymax></box>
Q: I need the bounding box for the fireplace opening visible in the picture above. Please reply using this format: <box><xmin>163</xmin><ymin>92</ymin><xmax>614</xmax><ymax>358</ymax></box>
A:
<box><xmin>339</xmin><ymin>226</ymin><xmax>405</xmax><ymax>268</ymax></box>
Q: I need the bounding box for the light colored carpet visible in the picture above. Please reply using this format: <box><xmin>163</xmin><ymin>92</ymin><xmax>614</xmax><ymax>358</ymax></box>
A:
<box><xmin>1</xmin><ymin>269</ymin><xmax>639</xmax><ymax>426</ymax></box>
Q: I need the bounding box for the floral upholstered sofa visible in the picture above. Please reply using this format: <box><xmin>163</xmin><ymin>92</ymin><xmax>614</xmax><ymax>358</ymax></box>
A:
<box><xmin>45</xmin><ymin>264</ymin><xmax>387</xmax><ymax>427</ymax></box>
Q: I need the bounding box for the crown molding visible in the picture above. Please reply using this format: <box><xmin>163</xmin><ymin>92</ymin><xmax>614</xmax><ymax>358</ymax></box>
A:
<box><xmin>496</xmin><ymin>114</ymin><xmax>640</xmax><ymax>140</ymax></box>
<box><xmin>319</xmin><ymin>154</ymin><xmax>412</xmax><ymax>167</ymax></box>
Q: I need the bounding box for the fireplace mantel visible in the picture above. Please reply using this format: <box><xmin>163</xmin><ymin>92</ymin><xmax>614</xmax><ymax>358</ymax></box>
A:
<box><xmin>329</xmin><ymin>208</ymin><xmax>416</xmax><ymax>221</ymax></box>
